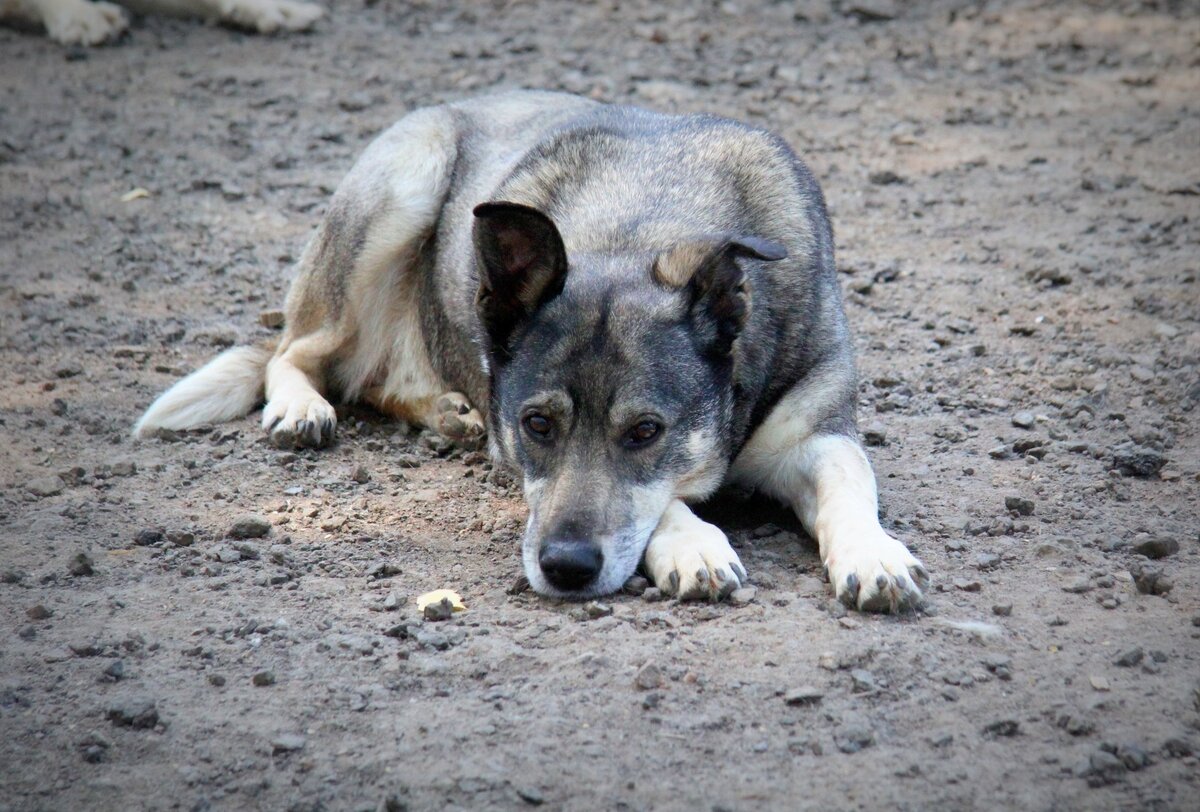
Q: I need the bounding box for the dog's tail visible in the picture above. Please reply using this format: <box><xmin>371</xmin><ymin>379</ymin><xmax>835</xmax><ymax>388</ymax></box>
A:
<box><xmin>134</xmin><ymin>341</ymin><xmax>277</xmax><ymax>438</ymax></box>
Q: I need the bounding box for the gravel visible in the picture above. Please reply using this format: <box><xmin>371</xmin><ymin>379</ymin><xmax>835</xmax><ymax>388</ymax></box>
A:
<box><xmin>229</xmin><ymin>515</ymin><xmax>272</xmax><ymax>539</ymax></box>
<box><xmin>106</xmin><ymin>698</ymin><xmax>159</xmax><ymax>729</ymax></box>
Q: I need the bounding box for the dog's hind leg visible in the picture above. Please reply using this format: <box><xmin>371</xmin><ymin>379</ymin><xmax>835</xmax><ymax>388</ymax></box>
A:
<box><xmin>263</xmin><ymin>107</ymin><xmax>462</xmax><ymax>448</ymax></box>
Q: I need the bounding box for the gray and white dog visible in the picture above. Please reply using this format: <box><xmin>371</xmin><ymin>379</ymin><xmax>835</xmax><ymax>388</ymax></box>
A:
<box><xmin>137</xmin><ymin>90</ymin><xmax>928</xmax><ymax>612</ymax></box>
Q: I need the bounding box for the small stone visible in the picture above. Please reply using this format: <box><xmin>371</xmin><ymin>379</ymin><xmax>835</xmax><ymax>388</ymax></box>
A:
<box><xmin>208</xmin><ymin>674</ymin><xmax>226</xmax><ymax>687</ymax></box>
<box><xmin>106</xmin><ymin>698</ymin><xmax>158</xmax><ymax>729</ymax></box>
<box><xmin>642</xmin><ymin>587</ymin><xmax>665</xmax><ymax>602</ymax></box>
<box><xmin>1117</xmin><ymin>743</ymin><xmax>1149</xmax><ymax>771</ymax></box>
<box><xmin>166</xmin><ymin>530</ymin><xmax>195</xmax><ymax>547</ymax></box>
<box><xmin>351</xmin><ymin>465</ymin><xmax>371</xmax><ymax>484</ymax></box>
<box><xmin>252</xmin><ymin>670</ymin><xmax>276</xmax><ymax>687</ymax></box>
<box><xmin>838</xmin><ymin>617</ymin><xmax>861</xmax><ymax>630</ymax></box>
<box><xmin>103</xmin><ymin>660</ymin><xmax>126</xmax><ymax>680</ymax></box>
<box><xmin>423</xmin><ymin>598</ymin><xmax>454</xmax><ymax>622</ymax></box>
<box><xmin>271</xmin><ymin>733</ymin><xmax>306</xmax><ymax>753</ymax></box>
<box><xmin>634</xmin><ymin>662</ymin><xmax>663</xmax><ymax>691</ymax></box>
<box><xmin>516</xmin><ymin>786</ymin><xmax>545</xmax><ymax>806</ymax></box>
<box><xmin>1112</xmin><ymin>444</ymin><xmax>1166</xmax><ymax>478</ymax></box>
<box><xmin>1133</xmin><ymin>536</ymin><xmax>1179</xmax><ymax>559</ymax></box>
<box><xmin>850</xmin><ymin>669</ymin><xmax>876</xmax><ymax>692</ymax></box>
<box><xmin>1114</xmin><ymin>647</ymin><xmax>1143</xmax><ymax>667</ymax></box>
<box><xmin>783</xmin><ymin>686</ymin><xmax>824</xmax><ymax>706</ymax></box>
<box><xmin>258</xmin><ymin>309</ymin><xmax>286</xmax><ymax>329</ymax></box>
<box><xmin>1011</xmin><ymin>411</ymin><xmax>1036</xmax><ymax>429</ymax></box>
<box><xmin>584</xmin><ymin>601</ymin><xmax>613</xmax><ymax>620</ymax></box>
<box><xmin>68</xmin><ymin>553</ymin><xmax>94</xmax><ymax>577</ymax></box>
<box><xmin>133</xmin><ymin>528</ymin><xmax>164</xmax><ymax>546</ymax></box>
<box><xmin>975</xmin><ymin>552</ymin><xmax>1001</xmax><ymax>570</ymax></box>
<box><xmin>1090</xmin><ymin>675</ymin><xmax>1110</xmax><ymax>692</ymax></box>
<box><xmin>992</xmin><ymin>603</ymin><xmax>1013</xmax><ymax>617</ymax></box>
<box><xmin>27</xmin><ymin>476</ymin><xmax>65</xmax><ymax>497</ymax></box>
<box><xmin>507</xmin><ymin>575</ymin><xmax>530</xmax><ymax>595</ymax></box>
<box><xmin>844</xmin><ymin>0</ymin><xmax>896</xmax><ymax>22</ymax></box>
<box><xmin>953</xmin><ymin>578</ymin><xmax>983</xmax><ymax>592</ymax></box>
<box><xmin>1005</xmin><ymin>496</ymin><xmax>1035</xmax><ymax>516</ymax></box>
<box><xmin>26</xmin><ymin>604</ymin><xmax>52</xmax><ymax>620</ymax></box>
<box><xmin>834</xmin><ymin>716</ymin><xmax>875</xmax><ymax>753</ymax></box>
<box><xmin>729</xmin><ymin>586</ymin><xmax>757</xmax><ymax>605</ymax></box>
<box><xmin>622</xmin><ymin>575</ymin><xmax>650</xmax><ymax>595</ymax></box>
<box><xmin>862</xmin><ymin>422</ymin><xmax>887</xmax><ymax>447</ymax></box>
<box><xmin>868</xmin><ymin>169</ymin><xmax>904</xmax><ymax>185</ymax></box>
<box><xmin>229</xmin><ymin>514</ymin><xmax>271</xmax><ymax>539</ymax></box>
<box><xmin>1062</xmin><ymin>576</ymin><xmax>1094</xmax><ymax>594</ymax></box>
<box><xmin>1129</xmin><ymin>563</ymin><xmax>1173</xmax><ymax>596</ymax></box>
<box><xmin>983</xmin><ymin>719</ymin><xmax>1020</xmax><ymax>738</ymax></box>
<box><xmin>382</xmin><ymin>592</ymin><xmax>399</xmax><ymax>611</ymax></box>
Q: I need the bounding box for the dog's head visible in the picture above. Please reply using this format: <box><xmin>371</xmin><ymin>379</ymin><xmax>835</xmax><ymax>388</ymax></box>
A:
<box><xmin>473</xmin><ymin>202</ymin><xmax>785</xmax><ymax>598</ymax></box>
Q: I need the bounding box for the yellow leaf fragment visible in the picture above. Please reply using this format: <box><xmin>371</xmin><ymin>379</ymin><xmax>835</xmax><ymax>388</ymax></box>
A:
<box><xmin>416</xmin><ymin>589</ymin><xmax>465</xmax><ymax>612</ymax></box>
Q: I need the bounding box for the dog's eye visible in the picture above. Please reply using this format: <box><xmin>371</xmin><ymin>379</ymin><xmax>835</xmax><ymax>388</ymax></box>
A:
<box><xmin>625</xmin><ymin>420</ymin><xmax>661</xmax><ymax>448</ymax></box>
<box><xmin>523</xmin><ymin>413</ymin><xmax>553</xmax><ymax>439</ymax></box>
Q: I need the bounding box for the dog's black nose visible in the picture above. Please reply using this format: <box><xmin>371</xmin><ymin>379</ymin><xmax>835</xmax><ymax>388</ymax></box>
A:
<box><xmin>539</xmin><ymin>540</ymin><xmax>603</xmax><ymax>591</ymax></box>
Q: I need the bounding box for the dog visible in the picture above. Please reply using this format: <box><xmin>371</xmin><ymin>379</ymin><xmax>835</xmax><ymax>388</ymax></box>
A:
<box><xmin>1</xmin><ymin>0</ymin><xmax>322</xmax><ymax>45</ymax></box>
<box><xmin>136</xmin><ymin>90</ymin><xmax>929</xmax><ymax>612</ymax></box>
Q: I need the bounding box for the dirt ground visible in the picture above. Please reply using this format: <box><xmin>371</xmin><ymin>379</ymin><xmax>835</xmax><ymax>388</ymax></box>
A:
<box><xmin>2</xmin><ymin>1</ymin><xmax>1198</xmax><ymax>809</ymax></box>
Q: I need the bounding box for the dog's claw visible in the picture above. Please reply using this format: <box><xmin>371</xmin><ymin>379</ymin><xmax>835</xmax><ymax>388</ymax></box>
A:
<box><xmin>827</xmin><ymin>529</ymin><xmax>928</xmax><ymax>614</ymax></box>
<box><xmin>643</xmin><ymin>503</ymin><xmax>746</xmax><ymax>603</ymax></box>
<box><xmin>668</xmin><ymin>570</ymin><xmax>680</xmax><ymax>595</ymax></box>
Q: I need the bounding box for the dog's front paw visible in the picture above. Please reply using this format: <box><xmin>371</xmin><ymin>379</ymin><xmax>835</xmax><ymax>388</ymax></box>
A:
<box><xmin>434</xmin><ymin>392</ymin><xmax>485</xmax><ymax>446</ymax></box>
<box><xmin>825</xmin><ymin>529</ymin><xmax>928</xmax><ymax>613</ymax></box>
<box><xmin>44</xmin><ymin>0</ymin><xmax>127</xmax><ymax>45</ymax></box>
<box><xmin>262</xmin><ymin>392</ymin><xmax>336</xmax><ymax>448</ymax></box>
<box><xmin>644</xmin><ymin>502</ymin><xmax>746</xmax><ymax>601</ymax></box>
<box><xmin>218</xmin><ymin>0</ymin><xmax>325</xmax><ymax>33</ymax></box>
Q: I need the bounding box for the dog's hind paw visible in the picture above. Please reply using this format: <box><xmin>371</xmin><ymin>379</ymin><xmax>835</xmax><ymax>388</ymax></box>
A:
<box><xmin>44</xmin><ymin>0</ymin><xmax>127</xmax><ymax>45</ymax></box>
<box><xmin>643</xmin><ymin>501</ymin><xmax>745</xmax><ymax>602</ymax></box>
<box><xmin>262</xmin><ymin>392</ymin><xmax>336</xmax><ymax>449</ymax></box>
<box><xmin>434</xmin><ymin>392</ymin><xmax>486</xmax><ymax>446</ymax></box>
<box><xmin>825</xmin><ymin>528</ymin><xmax>928</xmax><ymax>613</ymax></box>
<box><xmin>218</xmin><ymin>0</ymin><xmax>325</xmax><ymax>33</ymax></box>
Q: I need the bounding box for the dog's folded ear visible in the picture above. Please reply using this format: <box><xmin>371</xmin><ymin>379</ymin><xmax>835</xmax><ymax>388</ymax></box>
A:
<box><xmin>653</xmin><ymin>236</ymin><xmax>787</xmax><ymax>357</ymax></box>
<box><xmin>473</xmin><ymin>202</ymin><xmax>569</xmax><ymax>359</ymax></box>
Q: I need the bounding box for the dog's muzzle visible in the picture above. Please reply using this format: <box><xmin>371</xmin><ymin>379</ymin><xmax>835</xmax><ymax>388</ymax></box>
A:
<box><xmin>538</xmin><ymin>539</ymin><xmax>603</xmax><ymax>591</ymax></box>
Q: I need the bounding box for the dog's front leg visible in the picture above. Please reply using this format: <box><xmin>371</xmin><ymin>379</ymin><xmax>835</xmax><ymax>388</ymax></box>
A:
<box><xmin>643</xmin><ymin>500</ymin><xmax>746</xmax><ymax>601</ymax></box>
<box><xmin>784</xmin><ymin>434</ymin><xmax>928</xmax><ymax>611</ymax></box>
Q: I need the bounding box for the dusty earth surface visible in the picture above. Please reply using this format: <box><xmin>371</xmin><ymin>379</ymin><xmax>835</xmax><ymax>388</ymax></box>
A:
<box><xmin>2</xmin><ymin>1</ymin><xmax>1199</xmax><ymax>810</ymax></box>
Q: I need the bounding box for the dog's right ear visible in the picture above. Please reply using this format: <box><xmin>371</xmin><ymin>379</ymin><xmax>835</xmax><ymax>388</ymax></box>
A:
<box><xmin>473</xmin><ymin>202</ymin><xmax>569</xmax><ymax>360</ymax></box>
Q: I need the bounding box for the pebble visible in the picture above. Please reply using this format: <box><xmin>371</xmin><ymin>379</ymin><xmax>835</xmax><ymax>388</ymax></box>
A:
<box><xmin>103</xmin><ymin>660</ymin><xmax>125</xmax><ymax>681</ymax></box>
<box><xmin>975</xmin><ymin>552</ymin><xmax>1001</xmax><ymax>570</ymax></box>
<box><xmin>271</xmin><ymin>733</ymin><xmax>306</xmax><ymax>753</ymax></box>
<box><xmin>1114</xmin><ymin>647</ymin><xmax>1143</xmax><ymax>667</ymax></box>
<box><xmin>106</xmin><ymin>698</ymin><xmax>158</xmax><ymax>729</ymax></box>
<box><xmin>861</xmin><ymin>421</ymin><xmax>887</xmax><ymax>447</ymax></box>
<box><xmin>382</xmin><ymin>592</ymin><xmax>399</xmax><ymax>611</ymax></box>
<box><xmin>351</xmin><ymin>465</ymin><xmax>371</xmax><ymax>484</ymax></box>
<box><xmin>1133</xmin><ymin>536</ymin><xmax>1179</xmax><ymax>559</ymax></box>
<box><xmin>1062</xmin><ymin>576</ymin><xmax>1093</xmax><ymax>594</ymax></box>
<box><xmin>833</xmin><ymin>715</ymin><xmax>875</xmax><ymax>753</ymax></box>
<box><xmin>729</xmin><ymin>587</ymin><xmax>757</xmax><ymax>606</ymax></box>
<box><xmin>622</xmin><ymin>575</ymin><xmax>649</xmax><ymax>595</ymax></box>
<box><xmin>208</xmin><ymin>674</ymin><xmax>226</xmax><ymax>687</ymax></box>
<box><xmin>1074</xmin><ymin>750</ymin><xmax>1126</xmax><ymax>787</ymax></box>
<box><xmin>68</xmin><ymin>552</ymin><xmax>94</xmax><ymax>577</ymax></box>
<box><xmin>167</xmin><ymin>530</ymin><xmax>195</xmax><ymax>547</ymax></box>
<box><xmin>133</xmin><ymin>528</ymin><xmax>163</xmax><ymax>546</ymax></box>
<box><xmin>27</xmin><ymin>475</ymin><xmax>65</xmax><ymax>497</ymax></box>
<box><xmin>229</xmin><ymin>514</ymin><xmax>272</xmax><ymax>539</ymax></box>
<box><xmin>983</xmin><ymin>719</ymin><xmax>1020</xmax><ymax>738</ymax></box>
<box><xmin>1011</xmin><ymin>411</ymin><xmax>1036</xmax><ymax>429</ymax></box>
<box><xmin>1089</xmin><ymin>675</ymin><xmax>1110</xmax><ymax>692</ymax></box>
<box><xmin>584</xmin><ymin>601</ymin><xmax>613</xmax><ymax>620</ymax></box>
<box><xmin>1004</xmin><ymin>496</ymin><xmax>1035</xmax><ymax>516</ymax></box>
<box><xmin>423</xmin><ymin>598</ymin><xmax>454</xmax><ymax>622</ymax></box>
<box><xmin>634</xmin><ymin>662</ymin><xmax>663</xmax><ymax>691</ymax></box>
<box><xmin>1111</xmin><ymin>444</ymin><xmax>1166</xmax><ymax>478</ymax></box>
<box><xmin>850</xmin><ymin>669</ymin><xmax>877</xmax><ymax>692</ymax></box>
<box><xmin>783</xmin><ymin>686</ymin><xmax>824</xmax><ymax>706</ymax></box>
<box><xmin>642</xmin><ymin>587</ymin><xmax>665</xmax><ymax>602</ymax></box>
<box><xmin>992</xmin><ymin>603</ymin><xmax>1013</xmax><ymax>616</ymax></box>
<box><xmin>252</xmin><ymin>670</ymin><xmax>276</xmax><ymax>687</ymax></box>
<box><xmin>1129</xmin><ymin>563</ymin><xmax>1173</xmax><ymax>596</ymax></box>
<box><xmin>26</xmin><ymin>604</ymin><xmax>52</xmax><ymax>620</ymax></box>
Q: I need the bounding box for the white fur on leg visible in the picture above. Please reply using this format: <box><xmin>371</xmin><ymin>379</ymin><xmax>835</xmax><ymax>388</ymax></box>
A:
<box><xmin>262</xmin><ymin>354</ymin><xmax>336</xmax><ymax>448</ymax></box>
<box><xmin>643</xmin><ymin>500</ymin><xmax>745</xmax><ymax>601</ymax></box>
<box><xmin>135</xmin><ymin>345</ymin><xmax>271</xmax><ymax>437</ymax></box>
<box><xmin>21</xmin><ymin>0</ymin><xmax>128</xmax><ymax>44</ymax></box>
<box><xmin>738</xmin><ymin>433</ymin><xmax>927</xmax><ymax>612</ymax></box>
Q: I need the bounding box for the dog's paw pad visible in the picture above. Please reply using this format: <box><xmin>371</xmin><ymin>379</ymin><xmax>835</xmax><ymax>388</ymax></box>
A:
<box><xmin>222</xmin><ymin>0</ymin><xmax>324</xmax><ymax>33</ymax></box>
<box><xmin>645</xmin><ymin>514</ymin><xmax>745</xmax><ymax>602</ymax></box>
<box><xmin>262</xmin><ymin>393</ymin><xmax>336</xmax><ymax>449</ymax></box>
<box><xmin>827</xmin><ymin>530</ymin><xmax>927</xmax><ymax>613</ymax></box>
<box><xmin>434</xmin><ymin>392</ymin><xmax>485</xmax><ymax>444</ymax></box>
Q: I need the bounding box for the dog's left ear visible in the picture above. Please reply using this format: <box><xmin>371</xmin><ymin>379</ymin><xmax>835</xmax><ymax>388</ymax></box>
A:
<box><xmin>473</xmin><ymin>202</ymin><xmax>569</xmax><ymax>359</ymax></box>
<box><xmin>653</xmin><ymin>236</ymin><xmax>787</xmax><ymax>357</ymax></box>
